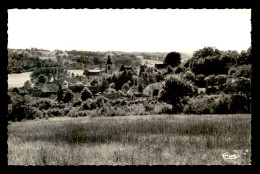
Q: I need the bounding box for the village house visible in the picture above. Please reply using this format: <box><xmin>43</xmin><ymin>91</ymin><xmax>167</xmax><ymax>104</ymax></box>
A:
<box><xmin>88</xmin><ymin>69</ymin><xmax>104</xmax><ymax>82</ymax></box>
<box><xmin>142</xmin><ymin>82</ymin><xmax>162</xmax><ymax>98</ymax></box>
<box><xmin>154</xmin><ymin>63</ymin><xmax>167</xmax><ymax>70</ymax></box>
<box><xmin>119</xmin><ymin>65</ymin><xmax>134</xmax><ymax>72</ymax></box>
<box><xmin>31</xmin><ymin>83</ymin><xmax>59</xmax><ymax>97</ymax></box>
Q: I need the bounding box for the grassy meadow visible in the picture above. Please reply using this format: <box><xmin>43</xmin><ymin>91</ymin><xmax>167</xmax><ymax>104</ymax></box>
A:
<box><xmin>8</xmin><ymin>114</ymin><xmax>251</xmax><ymax>165</ymax></box>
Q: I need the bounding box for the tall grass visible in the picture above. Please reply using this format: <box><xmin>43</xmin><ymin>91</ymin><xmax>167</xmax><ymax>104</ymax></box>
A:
<box><xmin>8</xmin><ymin>114</ymin><xmax>251</xmax><ymax>165</ymax></box>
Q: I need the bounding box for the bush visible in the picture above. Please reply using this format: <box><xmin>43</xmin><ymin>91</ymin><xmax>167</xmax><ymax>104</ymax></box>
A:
<box><xmin>183</xmin><ymin>95</ymin><xmax>216</xmax><ymax>114</ymax></box>
<box><xmin>144</xmin><ymin>103</ymin><xmax>154</xmax><ymax>112</ymax></box>
<box><xmin>73</xmin><ymin>100</ymin><xmax>82</xmax><ymax>107</ymax></box>
<box><xmin>63</xmin><ymin>89</ymin><xmax>74</xmax><ymax>103</ymax></box>
<box><xmin>183</xmin><ymin>71</ymin><xmax>196</xmax><ymax>82</ymax></box>
<box><xmin>68</xmin><ymin>108</ymin><xmax>78</xmax><ymax>117</ymax></box>
<box><xmin>81</xmin><ymin>87</ymin><xmax>93</xmax><ymax>101</ymax></box>
<box><xmin>47</xmin><ymin>108</ymin><xmax>63</xmax><ymax>117</ymax></box>
<box><xmin>159</xmin><ymin>74</ymin><xmax>197</xmax><ymax>113</ymax></box>
<box><xmin>121</xmin><ymin>83</ymin><xmax>130</xmax><ymax>93</ymax></box>
<box><xmin>95</xmin><ymin>96</ymin><xmax>108</xmax><ymax>108</ymax></box>
<box><xmin>38</xmin><ymin>99</ymin><xmax>52</xmax><ymax>110</ymax></box>
<box><xmin>215</xmin><ymin>74</ymin><xmax>228</xmax><ymax>85</ymax></box>
<box><xmin>64</xmin><ymin>107</ymin><xmax>70</xmax><ymax>116</ymax></box>
<box><xmin>182</xmin><ymin>94</ymin><xmax>248</xmax><ymax>114</ymax></box>
<box><xmin>74</xmin><ymin>82</ymin><xmax>85</xmax><ymax>93</ymax></box>
<box><xmin>229</xmin><ymin>94</ymin><xmax>250</xmax><ymax>113</ymax></box>
<box><xmin>81</xmin><ymin>99</ymin><xmax>97</xmax><ymax>110</ymax></box>
<box><xmin>109</xmin><ymin>83</ymin><xmax>115</xmax><ymax>89</ymax></box>
<box><xmin>159</xmin><ymin>104</ymin><xmax>173</xmax><ymax>114</ymax></box>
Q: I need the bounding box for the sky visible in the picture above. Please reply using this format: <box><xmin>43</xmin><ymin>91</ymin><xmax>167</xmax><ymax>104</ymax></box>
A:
<box><xmin>8</xmin><ymin>9</ymin><xmax>251</xmax><ymax>53</ymax></box>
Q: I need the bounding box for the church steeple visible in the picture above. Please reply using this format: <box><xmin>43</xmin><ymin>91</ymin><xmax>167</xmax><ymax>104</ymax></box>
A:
<box><xmin>106</xmin><ymin>55</ymin><xmax>112</xmax><ymax>74</ymax></box>
<box><xmin>107</xmin><ymin>55</ymin><xmax>112</xmax><ymax>65</ymax></box>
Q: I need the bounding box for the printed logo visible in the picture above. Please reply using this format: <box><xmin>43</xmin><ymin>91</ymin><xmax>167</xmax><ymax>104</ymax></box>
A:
<box><xmin>221</xmin><ymin>150</ymin><xmax>242</xmax><ymax>165</ymax></box>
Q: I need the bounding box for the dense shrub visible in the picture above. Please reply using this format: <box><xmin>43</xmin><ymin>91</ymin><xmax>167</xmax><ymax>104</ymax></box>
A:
<box><xmin>144</xmin><ymin>103</ymin><xmax>154</xmax><ymax>112</ymax></box>
<box><xmin>12</xmin><ymin>87</ymin><xmax>20</xmax><ymax>94</ymax></box>
<box><xmin>8</xmin><ymin>95</ymin><xmax>35</xmax><ymax>121</ymax></box>
<box><xmin>109</xmin><ymin>83</ymin><xmax>115</xmax><ymax>89</ymax></box>
<box><xmin>95</xmin><ymin>96</ymin><xmax>108</xmax><ymax>108</ymax></box>
<box><xmin>74</xmin><ymin>82</ymin><xmax>85</xmax><ymax>93</ymax></box>
<box><xmin>81</xmin><ymin>87</ymin><xmax>93</xmax><ymax>101</ymax></box>
<box><xmin>68</xmin><ymin>108</ymin><xmax>78</xmax><ymax>117</ymax></box>
<box><xmin>38</xmin><ymin>99</ymin><xmax>52</xmax><ymax>110</ymax></box>
<box><xmin>73</xmin><ymin>100</ymin><xmax>82</xmax><ymax>107</ymax></box>
<box><xmin>81</xmin><ymin>99</ymin><xmax>97</xmax><ymax>110</ymax></box>
<box><xmin>229</xmin><ymin>64</ymin><xmax>251</xmax><ymax>78</ymax></box>
<box><xmin>215</xmin><ymin>74</ymin><xmax>228</xmax><ymax>85</ymax></box>
<box><xmin>121</xmin><ymin>83</ymin><xmax>130</xmax><ymax>93</ymax></box>
<box><xmin>183</xmin><ymin>71</ymin><xmax>196</xmax><ymax>82</ymax></box>
<box><xmin>159</xmin><ymin>74</ymin><xmax>197</xmax><ymax>113</ymax></box>
<box><xmin>183</xmin><ymin>94</ymin><xmax>250</xmax><ymax>114</ymax></box>
<box><xmin>63</xmin><ymin>107</ymin><xmax>71</xmax><ymax>116</ymax></box>
<box><xmin>223</xmin><ymin>77</ymin><xmax>251</xmax><ymax>95</ymax></box>
<box><xmin>229</xmin><ymin>94</ymin><xmax>250</xmax><ymax>113</ymax></box>
<box><xmin>159</xmin><ymin>104</ymin><xmax>172</xmax><ymax>114</ymax></box>
<box><xmin>47</xmin><ymin>108</ymin><xmax>63</xmax><ymax>117</ymax></box>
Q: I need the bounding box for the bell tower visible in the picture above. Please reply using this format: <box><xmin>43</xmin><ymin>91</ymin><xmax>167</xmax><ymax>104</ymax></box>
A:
<box><xmin>106</xmin><ymin>55</ymin><xmax>112</xmax><ymax>74</ymax></box>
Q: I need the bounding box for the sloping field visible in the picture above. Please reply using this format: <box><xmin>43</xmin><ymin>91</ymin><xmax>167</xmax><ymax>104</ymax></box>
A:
<box><xmin>8</xmin><ymin>72</ymin><xmax>32</xmax><ymax>88</ymax></box>
<box><xmin>8</xmin><ymin>114</ymin><xmax>251</xmax><ymax>165</ymax></box>
<box><xmin>39</xmin><ymin>56</ymin><xmax>57</xmax><ymax>62</ymax></box>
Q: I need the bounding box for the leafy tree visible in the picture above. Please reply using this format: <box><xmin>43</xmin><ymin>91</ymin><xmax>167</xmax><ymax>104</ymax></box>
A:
<box><xmin>12</xmin><ymin>87</ymin><xmax>20</xmax><ymax>94</ymax></box>
<box><xmin>174</xmin><ymin>66</ymin><xmax>186</xmax><ymax>74</ymax></box>
<box><xmin>8</xmin><ymin>95</ymin><xmax>35</xmax><ymax>121</ymax></box>
<box><xmin>205</xmin><ymin>75</ymin><xmax>216</xmax><ymax>86</ymax></box>
<box><xmin>215</xmin><ymin>74</ymin><xmax>228</xmax><ymax>85</ymax></box>
<box><xmin>183</xmin><ymin>71</ymin><xmax>196</xmax><ymax>82</ymax></box>
<box><xmin>193</xmin><ymin>47</ymin><xmax>221</xmax><ymax>59</ymax></box>
<box><xmin>100</xmin><ymin>76</ymin><xmax>110</xmax><ymax>93</ymax></box>
<box><xmin>7</xmin><ymin>94</ymin><xmax>11</xmax><ymax>104</ymax></box>
<box><xmin>114</xmin><ymin>70</ymin><xmax>133</xmax><ymax>90</ymax></box>
<box><xmin>166</xmin><ymin>65</ymin><xmax>174</xmax><ymax>75</ymax></box>
<box><xmin>81</xmin><ymin>87</ymin><xmax>93</xmax><ymax>101</ymax></box>
<box><xmin>73</xmin><ymin>99</ymin><xmax>82</xmax><ymax>107</ymax></box>
<box><xmin>138</xmin><ymin>84</ymin><xmax>143</xmax><ymax>92</ymax></box>
<box><xmin>122</xmin><ymin>83</ymin><xmax>130</xmax><ymax>93</ymax></box>
<box><xmin>236</xmin><ymin>47</ymin><xmax>251</xmax><ymax>66</ymax></box>
<box><xmin>76</xmin><ymin>54</ymin><xmax>89</xmax><ymax>68</ymax></box>
<box><xmin>109</xmin><ymin>82</ymin><xmax>115</xmax><ymax>89</ymax></box>
<box><xmin>158</xmin><ymin>74</ymin><xmax>197</xmax><ymax>113</ymax></box>
<box><xmin>83</xmin><ymin>69</ymin><xmax>89</xmax><ymax>76</ymax></box>
<box><xmin>24</xmin><ymin>80</ymin><xmax>32</xmax><ymax>89</ymax></box>
<box><xmin>228</xmin><ymin>64</ymin><xmax>251</xmax><ymax>78</ymax></box>
<box><xmin>93</xmin><ymin>57</ymin><xmax>100</xmax><ymax>65</ymax></box>
<box><xmin>37</xmin><ymin>74</ymin><xmax>47</xmax><ymax>84</ymax></box>
<box><xmin>57</xmin><ymin>84</ymin><xmax>64</xmax><ymax>102</ymax></box>
<box><xmin>139</xmin><ymin>65</ymin><xmax>146</xmax><ymax>77</ymax></box>
<box><xmin>73</xmin><ymin>82</ymin><xmax>85</xmax><ymax>93</ymax></box>
<box><xmin>155</xmin><ymin>71</ymin><xmax>164</xmax><ymax>82</ymax></box>
<box><xmin>164</xmin><ymin>52</ymin><xmax>181</xmax><ymax>68</ymax></box>
<box><xmin>63</xmin><ymin>89</ymin><xmax>74</xmax><ymax>103</ymax></box>
<box><xmin>91</xmin><ymin>79</ymin><xmax>98</xmax><ymax>86</ymax></box>
<box><xmin>64</xmin><ymin>61</ymin><xmax>69</xmax><ymax>67</ymax></box>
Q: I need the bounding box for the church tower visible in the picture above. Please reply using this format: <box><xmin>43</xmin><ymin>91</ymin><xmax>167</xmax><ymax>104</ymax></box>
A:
<box><xmin>106</xmin><ymin>55</ymin><xmax>112</xmax><ymax>74</ymax></box>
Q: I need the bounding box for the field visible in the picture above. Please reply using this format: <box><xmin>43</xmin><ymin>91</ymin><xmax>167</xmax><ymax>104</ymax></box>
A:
<box><xmin>8</xmin><ymin>72</ymin><xmax>32</xmax><ymax>88</ymax></box>
<box><xmin>39</xmin><ymin>56</ymin><xmax>57</xmax><ymax>62</ymax></box>
<box><xmin>8</xmin><ymin>114</ymin><xmax>251</xmax><ymax>165</ymax></box>
<box><xmin>140</xmin><ymin>58</ymin><xmax>163</xmax><ymax>67</ymax></box>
